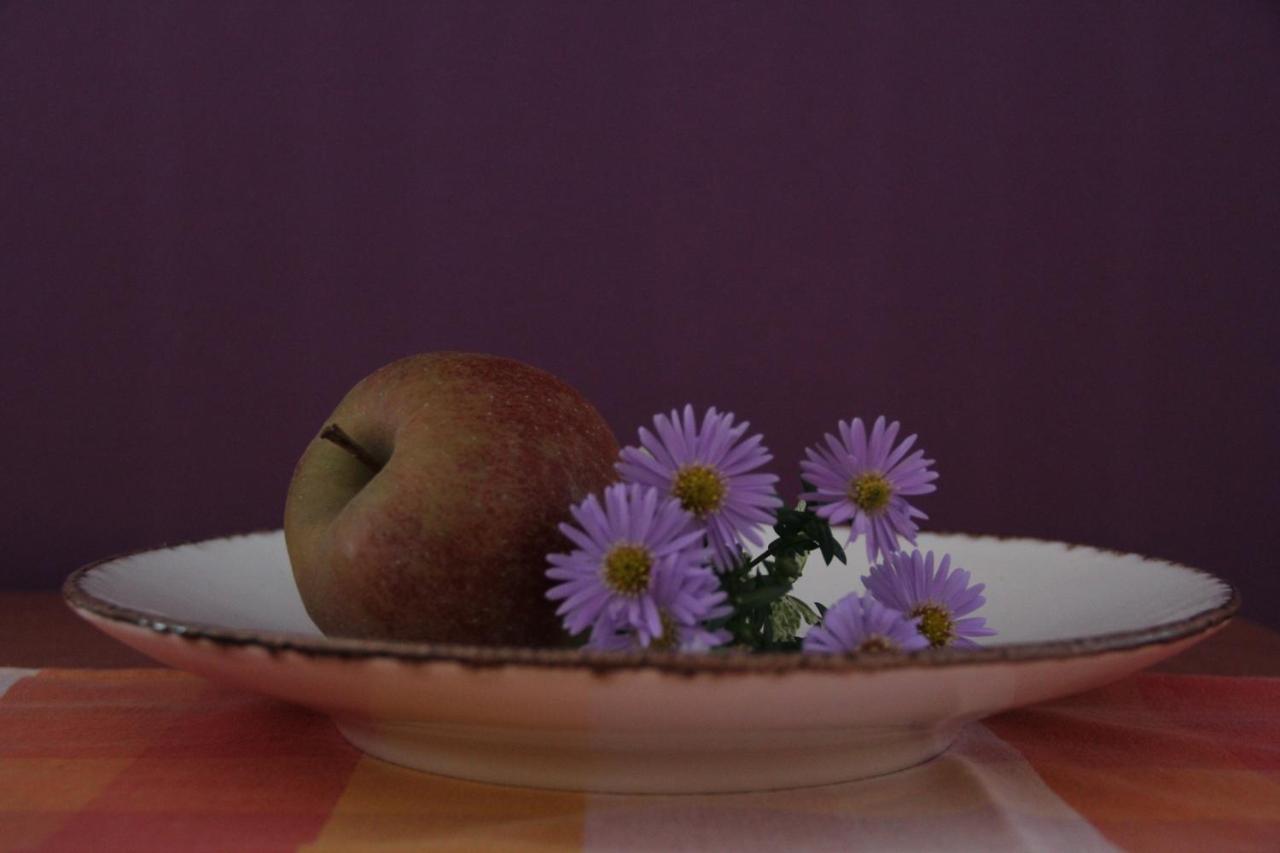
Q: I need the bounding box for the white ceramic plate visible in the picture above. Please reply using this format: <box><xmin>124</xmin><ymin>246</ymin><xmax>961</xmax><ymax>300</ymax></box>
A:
<box><xmin>65</xmin><ymin>530</ymin><xmax>1235</xmax><ymax>793</ymax></box>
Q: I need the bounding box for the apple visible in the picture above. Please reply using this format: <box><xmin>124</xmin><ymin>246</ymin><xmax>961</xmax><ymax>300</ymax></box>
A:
<box><xmin>283</xmin><ymin>352</ymin><xmax>619</xmax><ymax>646</ymax></box>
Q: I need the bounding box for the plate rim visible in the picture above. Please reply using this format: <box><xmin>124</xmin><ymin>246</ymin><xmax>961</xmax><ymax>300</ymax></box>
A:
<box><xmin>63</xmin><ymin>529</ymin><xmax>1239</xmax><ymax>675</ymax></box>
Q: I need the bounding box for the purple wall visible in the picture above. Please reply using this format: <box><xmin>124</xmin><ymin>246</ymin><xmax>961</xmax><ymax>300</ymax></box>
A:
<box><xmin>4</xmin><ymin>2</ymin><xmax>1279</xmax><ymax>626</ymax></box>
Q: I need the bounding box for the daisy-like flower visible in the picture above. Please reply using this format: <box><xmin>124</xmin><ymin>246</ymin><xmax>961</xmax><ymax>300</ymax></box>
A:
<box><xmin>802</xmin><ymin>592</ymin><xmax>929</xmax><ymax>655</ymax></box>
<box><xmin>617</xmin><ymin>405</ymin><xmax>781</xmax><ymax>569</ymax></box>
<box><xmin>862</xmin><ymin>549</ymin><xmax>997</xmax><ymax>649</ymax></box>
<box><xmin>545</xmin><ymin>483</ymin><xmax>726</xmax><ymax>648</ymax></box>
<box><xmin>590</xmin><ymin>565</ymin><xmax>731</xmax><ymax>652</ymax></box>
<box><xmin>800</xmin><ymin>416</ymin><xmax>938</xmax><ymax>562</ymax></box>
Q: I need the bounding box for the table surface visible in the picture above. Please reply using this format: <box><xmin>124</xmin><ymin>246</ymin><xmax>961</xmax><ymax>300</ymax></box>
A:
<box><xmin>6</xmin><ymin>591</ymin><xmax>1280</xmax><ymax>853</ymax></box>
<box><xmin>4</xmin><ymin>590</ymin><xmax>1280</xmax><ymax>673</ymax></box>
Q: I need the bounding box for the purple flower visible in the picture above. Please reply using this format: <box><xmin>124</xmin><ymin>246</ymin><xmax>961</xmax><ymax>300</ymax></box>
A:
<box><xmin>802</xmin><ymin>592</ymin><xmax>929</xmax><ymax>655</ymax></box>
<box><xmin>862</xmin><ymin>549</ymin><xmax>997</xmax><ymax>649</ymax></box>
<box><xmin>800</xmin><ymin>416</ymin><xmax>938</xmax><ymax>562</ymax></box>
<box><xmin>590</xmin><ymin>564</ymin><xmax>732</xmax><ymax>652</ymax></box>
<box><xmin>617</xmin><ymin>405</ymin><xmax>782</xmax><ymax>570</ymax></box>
<box><xmin>545</xmin><ymin>483</ymin><xmax>727</xmax><ymax>650</ymax></box>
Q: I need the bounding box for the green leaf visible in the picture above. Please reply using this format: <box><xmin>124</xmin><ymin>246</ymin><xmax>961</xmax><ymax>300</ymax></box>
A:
<box><xmin>788</xmin><ymin>595</ymin><xmax>820</xmax><ymax>625</ymax></box>
<box><xmin>773</xmin><ymin>550</ymin><xmax>807</xmax><ymax>580</ymax></box>
<box><xmin>737</xmin><ymin>583</ymin><xmax>790</xmax><ymax>610</ymax></box>
<box><xmin>769</xmin><ymin>595</ymin><xmax>821</xmax><ymax>642</ymax></box>
<box><xmin>768</xmin><ymin>597</ymin><xmax>803</xmax><ymax>641</ymax></box>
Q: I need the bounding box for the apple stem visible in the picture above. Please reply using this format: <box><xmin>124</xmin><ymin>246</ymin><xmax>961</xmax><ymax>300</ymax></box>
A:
<box><xmin>319</xmin><ymin>423</ymin><xmax>384</xmax><ymax>474</ymax></box>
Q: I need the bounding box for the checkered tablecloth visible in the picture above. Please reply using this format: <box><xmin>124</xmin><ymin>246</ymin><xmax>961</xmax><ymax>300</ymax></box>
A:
<box><xmin>1</xmin><ymin>667</ymin><xmax>1276</xmax><ymax>851</ymax></box>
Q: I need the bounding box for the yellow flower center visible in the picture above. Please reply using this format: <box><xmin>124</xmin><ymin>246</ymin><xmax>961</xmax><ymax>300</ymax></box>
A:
<box><xmin>603</xmin><ymin>544</ymin><xmax>652</xmax><ymax>595</ymax></box>
<box><xmin>649</xmin><ymin>611</ymin><xmax>681</xmax><ymax>651</ymax></box>
<box><xmin>849</xmin><ymin>472</ymin><xmax>893</xmax><ymax>514</ymax></box>
<box><xmin>912</xmin><ymin>604</ymin><xmax>955</xmax><ymax>647</ymax></box>
<box><xmin>672</xmin><ymin>464</ymin><xmax>726</xmax><ymax>517</ymax></box>
<box><xmin>857</xmin><ymin>634</ymin><xmax>897</xmax><ymax>653</ymax></box>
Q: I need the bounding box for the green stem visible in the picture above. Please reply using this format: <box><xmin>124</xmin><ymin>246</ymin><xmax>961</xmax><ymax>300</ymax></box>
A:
<box><xmin>741</xmin><ymin>537</ymin><xmax>816</xmax><ymax>572</ymax></box>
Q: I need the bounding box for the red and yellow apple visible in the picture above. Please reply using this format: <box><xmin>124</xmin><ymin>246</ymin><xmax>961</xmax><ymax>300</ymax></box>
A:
<box><xmin>283</xmin><ymin>352</ymin><xmax>618</xmax><ymax>645</ymax></box>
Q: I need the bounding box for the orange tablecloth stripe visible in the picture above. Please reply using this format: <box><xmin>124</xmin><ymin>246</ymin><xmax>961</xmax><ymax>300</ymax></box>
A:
<box><xmin>0</xmin><ymin>669</ymin><xmax>362</xmax><ymax>850</ymax></box>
